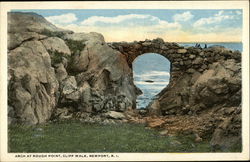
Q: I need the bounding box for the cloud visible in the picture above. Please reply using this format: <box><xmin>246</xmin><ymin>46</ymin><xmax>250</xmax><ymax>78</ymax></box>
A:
<box><xmin>51</xmin><ymin>12</ymin><xmax>241</xmax><ymax>42</ymax></box>
<box><xmin>54</xmin><ymin>14</ymin><xmax>181</xmax><ymax>42</ymax></box>
<box><xmin>173</xmin><ymin>11</ymin><xmax>194</xmax><ymax>22</ymax></box>
<box><xmin>80</xmin><ymin>14</ymin><xmax>180</xmax><ymax>29</ymax></box>
<box><xmin>193</xmin><ymin>10</ymin><xmax>234</xmax><ymax>27</ymax></box>
<box><xmin>81</xmin><ymin>14</ymin><xmax>149</xmax><ymax>26</ymax></box>
<box><xmin>45</xmin><ymin>13</ymin><xmax>77</xmax><ymax>24</ymax></box>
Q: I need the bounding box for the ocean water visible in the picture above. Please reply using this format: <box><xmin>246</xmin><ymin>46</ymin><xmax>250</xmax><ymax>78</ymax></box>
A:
<box><xmin>133</xmin><ymin>43</ymin><xmax>242</xmax><ymax>109</ymax></box>
<box><xmin>179</xmin><ymin>42</ymin><xmax>243</xmax><ymax>52</ymax></box>
<box><xmin>133</xmin><ymin>53</ymin><xmax>171</xmax><ymax>109</ymax></box>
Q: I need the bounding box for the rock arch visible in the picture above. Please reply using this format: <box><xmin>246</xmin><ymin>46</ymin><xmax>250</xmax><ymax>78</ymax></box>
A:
<box><xmin>108</xmin><ymin>38</ymin><xmax>198</xmax><ymax>91</ymax></box>
<box><xmin>108</xmin><ymin>38</ymin><xmax>182</xmax><ymax>102</ymax></box>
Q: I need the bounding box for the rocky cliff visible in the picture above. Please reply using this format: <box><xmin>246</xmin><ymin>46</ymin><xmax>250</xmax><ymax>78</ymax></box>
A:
<box><xmin>8</xmin><ymin>12</ymin><xmax>138</xmax><ymax>125</ymax></box>
<box><xmin>7</xmin><ymin>12</ymin><xmax>242</xmax><ymax>151</ymax></box>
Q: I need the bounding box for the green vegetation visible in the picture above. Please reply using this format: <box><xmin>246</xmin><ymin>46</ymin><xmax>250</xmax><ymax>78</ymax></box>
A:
<box><xmin>47</xmin><ymin>50</ymin><xmax>69</xmax><ymax>66</ymax></box>
<box><xmin>41</xmin><ymin>29</ymin><xmax>86</xmax><ymax>74</ymax></box>
<box><xmin>8</xmin><ymin>121</ymin><xmax>217</xmax><ymax>153</ymax></box>
<box><xmin>65</xmin><ymin>39</ymin><xmax>85</xmax><ymax>55</ymax></box>
<box><xmin>40</xmin><ymin>29</ymin><xmax>85</xmax><ymax>55</ymax></box>
<box><xmin>64</xmin><ymin>40</ymin><xmax>86</xmax><ymax>75</ymax></box>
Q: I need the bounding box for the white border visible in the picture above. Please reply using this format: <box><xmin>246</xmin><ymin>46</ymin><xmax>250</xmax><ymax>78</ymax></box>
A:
<box><xmin>0</xmin><ymin>1</ymin><xmax>249</xmax><ymax>161</ymax></box>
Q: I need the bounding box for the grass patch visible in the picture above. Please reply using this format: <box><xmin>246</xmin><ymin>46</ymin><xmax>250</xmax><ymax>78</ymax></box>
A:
<box><xmin>8</xmin><ymin>121</ymin><xmax>235</xmax><ymax>153</ymax></box>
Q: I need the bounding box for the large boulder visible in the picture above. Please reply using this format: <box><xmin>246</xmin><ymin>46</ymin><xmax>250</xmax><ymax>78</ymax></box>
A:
<box><xmin>7</xmin><ymin>12</ymin><xmax>72</xmax><ymax>125</ymax></box>
<box><xmin>41</xmin><ymin>37</ymin><xmax>71</xmax><ymax>56</ymax></box>
<box><xmin>8</xmin><ymin>40</ymin><xmax>59</xmax><ymax>125</ymax></box>
<box><xmin>210</xmin><ymin>106</ymin><xmax>242</xmax><ymax>151</ymax></box>
<box><xmin>192</xmin><ymin>59</ymin><xmax>241</xmax><ymax>110</ymax></box>
<box><xmin>64</xmin><ymin>32</ymin><xmax>137</xmax><ymax>112</ymax></box>
<box><xmin>8</xmin><ymin>12</ymin><xmax>72</xmax><ymax>50</ymax></box>
<box><xmin>8</xmin><ymin>12</ymin><xmax>70</xmax><ymax>34</ymax></box>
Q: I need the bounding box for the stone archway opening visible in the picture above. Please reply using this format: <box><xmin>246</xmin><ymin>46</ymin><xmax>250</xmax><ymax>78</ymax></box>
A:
<box><xmin>132</xmin><ymin>53</ymin><xmax>171</xmax><ymax>109</ymax></box>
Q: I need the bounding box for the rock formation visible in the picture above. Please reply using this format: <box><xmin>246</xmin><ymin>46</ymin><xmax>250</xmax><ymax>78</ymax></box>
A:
<box><xmin>8</xmin><ymin>12</ymin><xmax>138</xmax><ymax>125</ymax></box>
<box><xmin>7</xmin><ymin>12</ymin><xmax>242</xmax><ymax>151</ymax></box>
<box><xmin>110</xmin><ymin>40</ymin><xmax>241</xmax><ymax>151</ymax></box>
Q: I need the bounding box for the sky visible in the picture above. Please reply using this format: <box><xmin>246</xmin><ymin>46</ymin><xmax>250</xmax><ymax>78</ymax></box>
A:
<box><xmin>14</xmin><ymin>9</ymin><xmax>243</xmax><ymax>42</ymax></box>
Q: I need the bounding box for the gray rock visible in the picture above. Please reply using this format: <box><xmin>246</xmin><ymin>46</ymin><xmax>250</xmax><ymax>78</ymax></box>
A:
<box><xmin>187</xmin><ymin>68</ymin><xmax>196</xmax><ymax>74</ymax></box>
<box><xmin>8</xmin><ymin>12</ymin><xmax>69</xmax><ymax>34</ymax></box>
<box><xmin>8</xmin><ymin>40</ymin><xmax>59</xmax><ymax>125</ymax></box>
<box><xmin>177</xmin><ymin>49</ymin><xmax>187</xmax><ymax>54</ymax></box>
<box><xmin>60</xmin><ymin>76</ymin><xmax>81</xmax><ymax>102</ymax></box>
<box><xmin>61</xmin><ymin>76</ymin><xmax>77</xmax><ymax>95</ymax></box>
<box><xmin>70</xmin><ymin>47</ymin><xmax>90</xmax><ymax>72</ymax></box>
<box><xmin>201</xmin><ymin>64</ymin><xmax>207</xmax><ymax>70</ymax></box>
<box><xmin>78</xmin><ymin>82</ymin><xmax>92</xmax><ymax>112</ymax></box>
<box><xmin>63</xmin><ymin>32</ymin><xmax>105</xmax><ymax>44</ymax></box>
<box><xmin>159</xmin><ymin>130</ymin><xmax>168</xmax><ymax>136</ymax></box>
<box><xmin>104</xmin><ymin>111</ymin><xmax>126</xmax><ymax>120</ymax></box>
<box><xmin>193</xmin><ymin>57</ymin><xmax>203</xmax><ymax>65</ymax></box>
<box><xmin>148</xmin><ymin>99</ymin><xmax>161</xmax><ymax>116</ymax></box>
<box><xmin>55</xmin><ymin>63</ymin><xmax>68</xmax><ymax>82</ymax></box>
<box><xmin>142</xmin><ymin>42</ymin><xmax>152</xmax><ymax>46</ymax></box>
<box><xmin>8</xmin><ymin>32</ymin><xmax>47</xmax><ymax>50</ymax></box>
<box><xmin>189</xmin><ymin>54</ymin><xmax>196</xmax><ymax>59</ymax></box>
<box><xmin>41</xmin><ymin>37</ymin><xmax>71</xmax><ymax>56</ymax></box>
<box><xmin>210</xmin><ymin>111</ymin><xmax>241</xmax><ymax>151</ymax></box>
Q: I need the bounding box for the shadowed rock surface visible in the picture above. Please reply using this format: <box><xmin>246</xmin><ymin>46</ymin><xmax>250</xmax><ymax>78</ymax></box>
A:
<box><xmin>7</xmin><ymin>12</ymin><xmax>242</xmax><ymax>151</ymax></box>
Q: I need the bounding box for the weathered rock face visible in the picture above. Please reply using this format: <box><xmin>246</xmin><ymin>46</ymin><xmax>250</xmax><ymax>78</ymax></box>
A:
<box><xmin>7</xmin><ymin>12</ymin><xmax>74</xmax><ymax>124</ymax></box>
<box><xmin>8</xmin><ymin>40</ymin><xmax>59</xmax><ymax>125</ymax></box>
<box><xmin>8</xmin><ymin>12</ymin><xmax>72</xmax><ymax>50</ymax></box>
<box><xmin>57</xmin><ymin>31</ymin><xmax>137</xmax><ymax>114</ymax></box>
<box><xmin>209</xmin><ymin>105</ymin><xmax>241</xmax><ymax>151</ymax></box>
<box><xmin>8</xmin><ymin>12</ymin><xmax>138</xmax><ymax>125</ymax></box>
